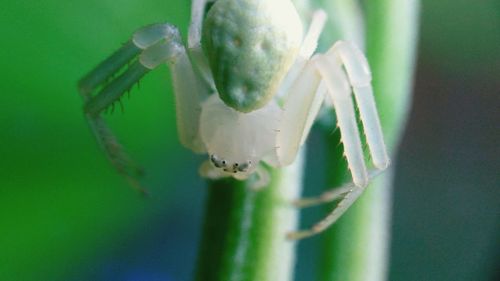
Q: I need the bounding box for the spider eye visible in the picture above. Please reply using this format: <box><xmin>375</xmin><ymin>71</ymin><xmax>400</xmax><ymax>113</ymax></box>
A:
<box><xmin>237</xmin><ymin>161</ymin><xmax>250</xmax><ymax>172</ymax></box>
<box><xmin>210</xmin><ymin>154</ymin><xmax>224</xmax><ymax>168</ymax></box>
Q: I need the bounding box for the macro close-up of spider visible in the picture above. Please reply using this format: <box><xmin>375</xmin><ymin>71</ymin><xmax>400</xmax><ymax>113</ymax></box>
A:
<box><xmin>3</xmin><ymin>0</ymin><xmax>498</xmax><ymax>280</ymax></box>
<box><xmin>79</xmin><ymin>0</ymin><xmax>389</xmax><ymax>239</ymax></box>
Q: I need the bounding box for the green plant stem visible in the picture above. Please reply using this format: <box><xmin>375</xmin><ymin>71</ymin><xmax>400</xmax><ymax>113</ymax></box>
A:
<box><xmin>318</xmin><ymin>1</ymin><xmax>420</xmax><ymax>281</ymax></box>
<box><xmin>194</xmin><ymin>152</ymin><xmax>304</xmax><ymax>281</ymax></box>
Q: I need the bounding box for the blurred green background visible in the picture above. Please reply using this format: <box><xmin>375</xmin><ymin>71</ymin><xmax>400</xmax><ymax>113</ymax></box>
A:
<box><xmin>0</xmin><ymin>0</ymin><xmax>498</xmax><ymax>281</ymax></box>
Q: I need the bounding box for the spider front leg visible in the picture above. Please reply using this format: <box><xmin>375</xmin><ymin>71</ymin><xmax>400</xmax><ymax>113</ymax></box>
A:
<box><xmin>330</xmin><ymin>41</ymin><xmax>390</xmax><ymax>170</ymax></box>
<box><xmin>282</xmin><ymin>42</ymin><xmax>390</xmax><ymax>240</ymax></box>
<box><xmin>293</xmin><ymin>42</ymin><xmax>391</xmax><ymax>207</ymax></box>
<box><xmin>276</xmin><ymin>9</ymin><xmax>328</xmax><ymax>165</ymax></box>
<box><xmin>79</xmin><ymin>23</ymin><xmax>207</xmax><ymax>192</ymax></box>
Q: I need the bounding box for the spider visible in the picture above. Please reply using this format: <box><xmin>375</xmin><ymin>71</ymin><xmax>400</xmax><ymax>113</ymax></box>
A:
<box><xmin>78</xmin><ymin>0</ymin><xmax>389</xmax><ymax>239</ymax></box>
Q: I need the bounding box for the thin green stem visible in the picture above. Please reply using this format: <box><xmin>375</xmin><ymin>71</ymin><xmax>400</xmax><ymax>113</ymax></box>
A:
<box><xmin>194</xmin><ymin>152</ymin><xmax>304</xmax><ymax>281</ymax></box>
<box><xmin>318</xmin><ymin>1</ymin><xmax>420</xmax><ymax>281</ymax></box>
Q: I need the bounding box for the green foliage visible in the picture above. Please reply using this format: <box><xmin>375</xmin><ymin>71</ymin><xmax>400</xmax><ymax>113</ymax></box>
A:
<box><xmin>0</xmin><ymin>1</ymin><xmax>190</xmax><ymax>280</ymax></box>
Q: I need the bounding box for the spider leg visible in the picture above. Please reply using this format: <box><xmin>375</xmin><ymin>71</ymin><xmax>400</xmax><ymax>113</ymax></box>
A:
<box><xmin>287</xmin><ymin>53</ymin><xmax>365</xmax><ymax>239</ymax></box>
<box><xmin>293</xmin><ymin>169</ymin><xmax>384</xmax><ymax>208</ymax></box>
<box><xmin>79</xmin><ymin>23</ymin><xmax>206</xmax><ymax>192</ymax></box>
<box><xmin>188</xmin><ymin>0</ymin><xmax>216</xmax><ymax>48</ymax></box>
<box><xmin>317</xmin><ymin>53</ymin><xmax>369</xmax><ymax>186</ymax></box>
<box><xmin>249</xmin><ymin>166</ymin><xmax>271</xmax><ymax>190</ymax></box>
<box><xmin>276</xmin><ymin>9</ymin><xmax>327</xmax><ymax>100</ymax></box>
<box><xmin>275</xmin><ymin>10</ymin><xmax>328</xmax><ymax>165</ymax></box>
<box><xmin>276</xmin><ymin>60</ymin><xmax>323</xmax><ymax>166</ymax></box>
<box><xmin>329</xmin><ymin>41</ymin><xmax>390</xmax><ymax>169</ymax></box>
<box><xmin>187</xmin><ymin>0</ymin><xmax>216</xmax><ymax>87</ymax></box>
<box><xmin>287</xmin><ymin>42</ymin><xmax>389</xmax><ymax>240</ymax></box>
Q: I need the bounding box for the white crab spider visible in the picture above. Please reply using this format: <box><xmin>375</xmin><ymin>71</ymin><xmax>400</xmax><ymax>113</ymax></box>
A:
<box><xmin>79</xmin><ymin>0</ymin><xmax>389</xmax><ymax>239</ymax></box>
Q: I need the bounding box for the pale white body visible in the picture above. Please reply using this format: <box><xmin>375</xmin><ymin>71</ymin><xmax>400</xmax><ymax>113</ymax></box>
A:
<box><xmin>130</xmin><ymin>0</ymin><xmax>389</xmax><ymax>239</ymax></box>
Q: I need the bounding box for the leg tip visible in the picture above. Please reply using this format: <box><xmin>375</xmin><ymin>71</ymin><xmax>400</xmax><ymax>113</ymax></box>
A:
<box><xmin>353</xmin><ymin>175</ymin><xmax>369</xmax><ymax>187</ymax></box>
<box><xmin>286</xmin><ymin>231</ymin><xmax>310</xmax><ymax>240</ymax></box>
<box><xmin>375</xmin><ymin>158</ymin><xmax>391</xmax><ymax>170</ymax></box>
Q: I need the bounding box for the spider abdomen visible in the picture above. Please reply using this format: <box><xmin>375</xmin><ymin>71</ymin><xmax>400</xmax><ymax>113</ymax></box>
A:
<box><xmin>202</xmin><ymin>0</ymin><xmax>303</xmax><ymax>112</ymax></box>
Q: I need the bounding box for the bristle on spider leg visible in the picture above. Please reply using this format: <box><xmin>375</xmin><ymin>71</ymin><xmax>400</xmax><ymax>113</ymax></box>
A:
<box><xmin>119</xmin><ymin>98</ymin><xmax>125</xmax><ymax>113</ymax></box>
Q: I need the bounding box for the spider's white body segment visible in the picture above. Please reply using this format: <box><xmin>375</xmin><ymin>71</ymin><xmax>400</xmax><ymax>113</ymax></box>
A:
<box><xmin>199</xmin><ymin>93</ymin><xmax>282</xmax><ymax>178</ymax></box>
<box><xmin>81</xmin><ymin>0</ymin><xmax>389</xmax><ymax>239</ymax></box>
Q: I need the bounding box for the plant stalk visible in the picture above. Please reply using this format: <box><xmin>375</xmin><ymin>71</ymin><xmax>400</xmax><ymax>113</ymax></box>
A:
<box><xmin>318</xmin><ymin>0</ymin><xmax>420</xmax><ymax>281</ymax></box>
<box><xmin>194</xmin><ymin>152</ymin><xmax>304</xmax><ymax>281</ymax></box>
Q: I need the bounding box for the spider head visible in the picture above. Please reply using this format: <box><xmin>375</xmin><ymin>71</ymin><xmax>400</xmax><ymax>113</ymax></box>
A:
<box><xmin>202</xmin><ymin>0</ymin><xmax>303</xmax><ymax>113</ymax></box>
<box><xmin>199</xmin><ymin>93</ymin><xmax>282</xmax><ymax>178</ymax></box>
<box><xmin>210</xmin><ymin>154</ymin><xmax>254</xmax><ymax>175</ymax></box>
